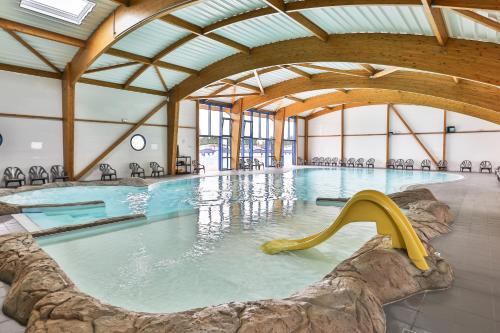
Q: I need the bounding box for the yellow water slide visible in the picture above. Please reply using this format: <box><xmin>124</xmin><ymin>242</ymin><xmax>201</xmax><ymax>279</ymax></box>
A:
<box><xmin>261</xmin><ymin>190</ymin><xmax>429</xmax><ymax>270</ymax></box>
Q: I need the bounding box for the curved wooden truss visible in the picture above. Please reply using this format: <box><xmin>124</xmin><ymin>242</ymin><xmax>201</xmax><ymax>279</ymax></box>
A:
<box><xmin>230</xmin><ymin>72</ymin><xmax>499</xmax><ymax>123</ymax></box>
<box><xmin>173</xmin><ymin>34</ymin><xmax>500</xmax><ymax>100</ymax></box>
<box><xmin>281</xmin><ymin>90</ymin><xmax>500</xmax><ymax>124</ymax></box>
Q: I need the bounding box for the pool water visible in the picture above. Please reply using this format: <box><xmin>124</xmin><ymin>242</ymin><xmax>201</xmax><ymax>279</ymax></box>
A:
<box><xmin>1</xmin><ymin>168</ymin><xmax>461</xmax><ymax>313</ymax></box>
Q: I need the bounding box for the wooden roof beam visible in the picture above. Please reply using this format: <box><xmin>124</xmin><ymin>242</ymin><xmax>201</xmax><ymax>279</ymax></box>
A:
<box><xmin>285</xmin><ymin>95</ymin><xmax>304</xmax><ymax>103</ymax></box>
<box><xmin>220</xmin><ymin>79</ymin><xmax>261</xmax><ymax>93</ymax></box>
<box><xmin>298</xmin><ymin>63</ymin><xmax>370</xmax><ymax>77</ymax></box>
<box><xmin>421</xmin><ymin>0</ymin><xmax>449</xmax><ymax>46</ymax></box>
<box><xmin>5</xmin><ymin>30</ymin><xmax>61</xmax><ymax>73</ymax></box>
<box><xmin>154</xmin><ymin>66</ymin><xmax>169</xmax><ymax>91</ymax></box>
<box><xmin>370</xmin><ymin>67</ymin><xmax>399</xmax><ymax>78</ymax></box>
<box><xmin>359</xmin><ymin>63</ymin><xmax>377</xmax><ymax>75</ymax></box>
<box><xmin>186</xmin><ymin>93</ymin><xmax>261</xmax><ymax>100</ymax></box>
<box><xmin>262</xmin><ymin>0</ymin><xmax>329</xmax><ymax>42</ymax></box>
<box><xmin>84</xmin><ymin>61</ymin><xmax>138</xmax><ymax>74</ymax></box>
<box><xmin>161</xmin><ymin>15</ymin><xmax>250</xmax><ymax>54</ymax></box>
<box><xmin>0</xmin><ymin>18</ymin><xmax>85</xmax><ymax>47</ymax></box>
<box><xmin>279</xmin><ymin>65</ymin><xmax>312</xmax><ymax>79</ymax></box>
<box><xmin>105</xmin><ymin>48</ymin><xmax>198</xmax><ymax>75</ymax></box>
<box><xmin>253</xmin><ymin>70</ymin><xmax>265</xmax><ymax>95</ymax></box>
<box><xmin>453</xmin><ymin>10</ymin><xmax>500</xmax><ymax>32</ymax></box>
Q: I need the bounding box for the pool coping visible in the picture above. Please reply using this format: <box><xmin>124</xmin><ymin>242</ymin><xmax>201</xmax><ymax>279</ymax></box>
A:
<box><xmin>0</xmin><ymin>187</ymin><xmax>456</xmax><ymax>332</ymax></box>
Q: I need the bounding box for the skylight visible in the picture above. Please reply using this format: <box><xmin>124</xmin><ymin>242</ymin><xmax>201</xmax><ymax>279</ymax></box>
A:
<box><xmin>20</xmin><ymin>0</ymin><xmax>95</xmax><ymax>25</ymax></box>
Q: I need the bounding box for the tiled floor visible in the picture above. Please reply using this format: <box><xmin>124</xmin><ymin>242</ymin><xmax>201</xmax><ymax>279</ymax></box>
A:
<box><xmin>385</xmin><ymin>172</ymin><xmax>500</xmax><ymax>333</ymax></box>
<box><xmin>0</xmin><ymin>281</ymin><xmax>25</xmax><ymax>333</ymax></box>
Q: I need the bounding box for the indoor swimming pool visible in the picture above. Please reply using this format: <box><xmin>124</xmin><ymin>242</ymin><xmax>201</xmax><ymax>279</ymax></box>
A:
<box><xmin>0</xmin><ymin>168</ymin><xmax>462</xmax><ymax>313</ymax></box>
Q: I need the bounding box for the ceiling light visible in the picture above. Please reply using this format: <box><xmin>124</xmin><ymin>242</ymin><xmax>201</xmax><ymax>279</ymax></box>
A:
<box><xmin>20</xmin><ymin>0</ymin><xmax>95</xmax><ymax>25</ymax></box>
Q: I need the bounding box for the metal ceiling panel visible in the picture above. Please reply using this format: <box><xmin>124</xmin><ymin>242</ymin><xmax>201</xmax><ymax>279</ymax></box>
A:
<box><xmin>133</xmin><ymin>66</ymin><xmax>165</xmax><ymax>92</ymax></box>
<box><xmin>113</xmin><ymin>20</ymin><xmax>191</xmax><ymax>58</ymax></box>
<box><xmin>244</xmin><ymin>68</ymin><xmax>300</xmax><ymax>87</ymax></box>
<box><xmin>0</xmin><ymin>0</ymin><xmax>118</xmax><ymax>40</ymax></box>
<box><xmin>301</xmin><ymin>5</ymin><xmax>433</xmax><ymax>36</ymax></box>
<box><xmin>88</xmin><ymin>54</ymin><xmax>132</xmax><ymax>70</ymax></box>
<box><xmin>18</xmin><ymin>32</ymin><xmax>79</xmax><ymax>71</ymax></box>
<box><xmin>443</xmin><ymin>9</ymin><xmax>499</xmax><ymax>44</ymax></box>
<box><xmin>81</xmin><ymin>63</ymin><xmax>143</xmax><ymax>84</ymax></box>
<box><xmin>0</xmin><ymin>28</ymin><xmax>53</xmax><ymax>71</ymax></box>
<box><xmin>215</xmin><ymin>13</ymin><xmax>312</xmax><ymax>48</ymax></box>
<box><xmin>157</xmin><ymin>67</ymin><xmax>190</xmax><ymax>90</ymax></box>
<box><xmin>161</xmin><ymin>36</ymin><xmax>238</xmax><ymax>70</ymax></box>
<box><xmin>292</xmin><ymin>89</ymin><xmax>339</xmax><ymax>100</ymax></box>
<box><xmin>171</xmin><ymin>0</ymin><xmax>266</xmax><ymax>27</ymax></box>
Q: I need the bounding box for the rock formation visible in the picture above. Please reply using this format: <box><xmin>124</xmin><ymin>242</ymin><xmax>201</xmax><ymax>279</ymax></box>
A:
<box><xmin>0</xmin><ymin>188</ymin><xmax>454</xmax><ymax>333</ymax></box>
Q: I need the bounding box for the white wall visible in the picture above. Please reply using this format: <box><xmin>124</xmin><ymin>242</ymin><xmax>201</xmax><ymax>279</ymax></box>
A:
<box><xmin>0</xmin><ymin>71</ymin><xmax>198</xmax><ymax>184</ymax></box>
<box><xmin>307</xmin><ymin>104</ymin><xmax>500</xmax><ymax>171</ymax></box>
<box><xmin>0</xmin><ymin>72</ymin><xmax>63</xmax><ymax>184</ymax></box>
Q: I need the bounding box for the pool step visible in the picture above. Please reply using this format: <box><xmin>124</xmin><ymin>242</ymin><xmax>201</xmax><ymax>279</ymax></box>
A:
<box><xmin>20</xmin><ymin>201</ymin><xmax>105</xmax><ymax>214</ymax></box>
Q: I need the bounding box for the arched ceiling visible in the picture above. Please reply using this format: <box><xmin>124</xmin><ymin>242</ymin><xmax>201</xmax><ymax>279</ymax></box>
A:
<box><xmin>0</xmin><ymin>0</ymin><xmax>499</xmax><ymax>122</ymax></box>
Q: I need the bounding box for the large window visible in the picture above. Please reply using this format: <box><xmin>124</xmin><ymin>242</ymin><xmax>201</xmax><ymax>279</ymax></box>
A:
<box><xmin>239</xmin><ymin>110</ymin><xmax>275</xmax><ymax>167</ymax></box>
<box><xmin>282</xmin><ymin>117</ymin><xmax>297</xmax><ymax>166</ymax></box>
<box><xmin>199</xmin><ymin>103</ymin><xmax>232</xmax><ymax>171</ymax></box>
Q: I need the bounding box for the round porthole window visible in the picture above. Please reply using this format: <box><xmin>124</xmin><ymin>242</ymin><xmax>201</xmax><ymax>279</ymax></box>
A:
<box><xmin>130</xmin><ymin>134</ymin><xmax>146</xmax><ymax>151</ymax></box>
<box><xmin>0</xmin><ymin>134</ymin><xmax>3</xmax><ymax>146</ymax></box>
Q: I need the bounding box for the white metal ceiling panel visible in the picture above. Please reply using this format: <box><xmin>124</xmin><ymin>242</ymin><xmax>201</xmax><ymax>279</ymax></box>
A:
<box><xmin>0</xmin><ymin>0</ymin><xmax>118</xmax><ymax>40</ymax></box>
<box><xmin>215</xmin><ymin>13</ymin><xmax>312</xmax><ymax>48</ymax></box>
<box><xmin>0</xmin><ymin>28</ymin><xmax>53</xmax><ymax>71</ymax></box>
<box><xmin>18</xmin><ymin>32</ymin><xmax>79</xmax><ymax>71</ymax></box>
<box><xmin>244</xmin><ymin>68</ymin><xmax>300</xmax><ymax>87</ymax></box>
<box><xmin>88</xmin><ymin>54</ymin><xmax>132</xmax><ymax>70</ymax></box>
<box><xmin>113</xmin><ymin>20</ymin><xmax>191</xmax><ymax>58</ymax></box>
<box><xmin>161</xmin><ymin>36</ymin><xmax>238</xmax><ymax>70</ymax></box>
<box><xmin>443</xmin><ymin>9</ymin><xmax>499</xmax><ymax>44</ymax></box>
<box><xmin>171</xmin><ymin>0</ymin><xmax>266</xmax><ymax>27</ymax></box>
<box><xmin>301</xmin><ymin>5</ymin><xmax>432</xmax><ymax>36</ymax></box>
<box><xmin>81</xmin><ymin>63</ymin><xmax>143</xmax><ymax>84</ymax></box>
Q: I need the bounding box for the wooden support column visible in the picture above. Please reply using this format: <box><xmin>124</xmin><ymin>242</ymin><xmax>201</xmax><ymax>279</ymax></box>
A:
<box><xmin>386</xmin><ymin>104</ymin><xmax>390</xmax><ymax>163</ymax></box>
<box><xmin>167</xmin><ymin>94</ymin><xmax>180</xmax><ymax>175</ymax></box>
<box><xmin>304</xmin><ymin>118</ymin><xmax>309</xmax><ymax>163</ymax></box>
<box><xmin>230</xmin><ymin>99</ymin><xmax>243</xmax><ymax>170</ymax></box>
<box><xmin>274</xmin><ymin>108</ymin><xmax>286</xmax><ymax>163</ymax></box>
<box><xmin>340</xmin><ymin>104</ymin><xmax>345</xmax><ymax>160</ymax></box>
<box><xmin>294</xmin><ymin>117</ymin><xmax>299</xmax><ymax>165</ymax></box>
<box><xmin>195</xmin><ymin>101</ymin><xmax>200</xmax><ymax>161</ymax></box>
<box><xmin>62</xmin><ymin>65</ymin><xmax>75</xmax><ymax>180</ymax></box>
<box><xmin>390</xmin><ymin>105</ymin><xmax>439</xmax><ymax>165</ymax></box>
<box><xmin>442</xmin><ymin>110</ymin><xmax>447</xmax><ymax>161</ymax></box>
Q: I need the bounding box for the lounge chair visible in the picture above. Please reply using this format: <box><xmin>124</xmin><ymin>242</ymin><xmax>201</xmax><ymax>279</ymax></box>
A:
<box><xmin>3</xmin><ymin>167</ymin><xmax>25</xmax><ymax>188</ymax></box>
<box><xmin>479</xmin><ymin>161</ymin><xmax>492</xmax><ymax>173</ymax></box>
<box><xmin>421</xmin><ymin>159</ymin><xmax>431</xmax><ymax>171</ymax></box>
<box><xmin>297</xmin><ymin>157</ymin><xmax>304</xmax><ymax>165</ymax></box>
<box><xmin>253</xmin><ymin>158</ymin><xmax>264</xmax><ymax>170</ymax></box>
<box><xmin>331</xmin><ymin>157</ymin><xmax>339</xmax><ymax>166</ymax></box>
<box><xmin>239</xmin><ymin>158</ymin><xmax>252</xmax><ymax>170</ymax></box>
<box><xmin>437</xmin><ymin>160</ymin><xmax>448</xmax><ymax>171</ymax></box>
<box><xmin>272</xmin><ymin>157</ymin><xmax>282</xmax><ymax>168</ymax></box>
<box><xmin>386</xmin><ymin>159</ymin><xmax>395</xmax><ymax>169</ymax></box>
<box><xmin>50</xmin><ymin>165</ymin><xmax>69</xmax><ymax>182</ymax></box>
<box><xmin>395</xmin><ymin>159</ymin><xmax>405</xmax><ymax>169</ymax></box>
<box><xmin>324</xmin><ymin>157</ymin><xmax>332</xmax><ymax>166</ymax></box>
<box><xmin>318</xmin><ymin>157</ymin><xmax>325</xmax><ymax>166</ymax></box>
<box><xmin>347</xmin><ymin>158</ymin><xmax>356</xmax><ymax>167</ymax></box>
<box><xmin>405</xmin><ymin>159</ymin><xmax>414</xmax><ymax>170</ymax></box>
<box><xmin>460</xmin><ymin>160</ymin><xmax>472</xmax><ymax>172</ymax></box>
<box><xmin>99</xmin><ymin>164</ymin><xmax>117</xmax><ymax>181</ymax></box>
<box><xmin>192</xmin><ymin>160</ymin><xmax>205</xmax><ymax>174</ymax></box>
<box><xmin>496</xmin><ymin>166</ymin><xmax>500</xmax><ymax>182</ymax></box>
<box><xmin>311</xmin><ymin>157</ymin><xmax>319</xmax><ymax>165</ymax></box>
<box><xmin>366</xmin><ymin>158</ymin><xmax>375</xmax><ymax>168</ymax></box>
<box><xmin>339</xmin><ymin>158</ymin><xmax>347</xmax><ymax>167</ymax></box>
<box><xmin>356</xmin><ymin>158</ymin><xmax>364</xmax><ymax>167</ymax></box>
<box><xmin>29</xmin><ymin>166</ymin><xmax>49</xmax><ymax>185</ymax></box>
<box><xmin>129</xmin><ymin>163</ymin><xmax>145</xmax><ymax>178</ymax></box>
<box><xmin>150</xmin><ymin>162</ymin><xmax>165</xmax><ymax>177</ymax></box>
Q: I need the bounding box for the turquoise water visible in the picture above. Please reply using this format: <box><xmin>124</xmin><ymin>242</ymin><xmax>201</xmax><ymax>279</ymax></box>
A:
<box><xmin>1</xmin><ymin>168</ymin><xmax>461</xmax><ymax>229</ymax></box>
<box><xmin>1</xmin><ymin>168</ymin><xmax>461</xmax><ymax>313</ymax></box>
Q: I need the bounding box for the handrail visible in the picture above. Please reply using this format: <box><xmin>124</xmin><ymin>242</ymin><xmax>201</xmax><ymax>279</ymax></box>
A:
<box><xmin>261</xmin><ymin>190</ymin><xmax>429</xmax><ymax>270</ymax></box>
